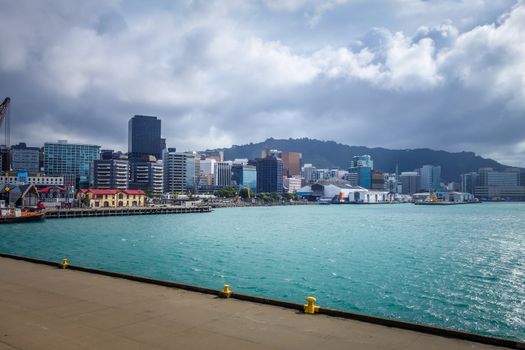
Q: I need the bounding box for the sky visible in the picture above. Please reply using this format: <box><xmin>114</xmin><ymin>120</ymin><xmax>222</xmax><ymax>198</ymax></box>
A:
<box><xmin>0</xmin><ymin>0</ymin><xmax>524</xmax><ymax>166</ymax></box>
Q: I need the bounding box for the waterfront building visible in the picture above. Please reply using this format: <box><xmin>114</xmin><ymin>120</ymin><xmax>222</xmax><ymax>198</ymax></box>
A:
<box><xmin>281</xmin><ymin>152</ymin><xmax>302</xmax><ymax>177</ymax></box>
<box><xmin>37</xmin><ymin>186</ymin><xmax>69</xmax><ymax>208</ymax></box>
<box><xmin>400</xmin><ymin>172</ymin><xmax>420</xmax><ymax>194</ymax></box>
<box><xmin>474</xmin><ymin>167</ymin><xmax>525</xmax><ymax>200</ymax></box>
<box><xmin>0</xmin><ymin>174</ymin><xmax>64</xmax><ymax>186</ymax></box>
<box><xmin>348</xmin><ymin>155</ymin><xmax>373</xmax><ymax>189</ymax></box>
<box><xmin>78</xmin><ymin>189</ymin><xmax>145</xmax><ymax>208</ymax></box>
<box><xmin>384</xmin><ymin>173</ymin><xmax>398</xmax><ymax>193</ymax></box>
<box><xmin>419</xmin><ymin>165</ymin><xmax>441</xmax><ymax>192</ymax></box>
<box><xmin>199</xmin><ymin>158</ymin><xmax>216</xmax><ymax>189</ymax></box>
<box><xmin>129</xmin><ymin>158</ymin><xmax>163</xmax><ymax>195</ymax></box>
<box><xmin>232</xmin><ymin>163</ymin><xmax>257</xmax><ymax>193</ymax></box>
<box><xmin>215</xmin><ymin>161</ymin><xmax>233</xmax><ymax>188</ymax></box>
<box><xmin>348</xmin><ymin>166</ymin><xmax>371</xmax><ymax>189</ymax></box>
<box><xmin>11</xmin><ymin>143</ymin><xmax>40</xmax><ymax>174</ymax></box>
<box><xmin>296</xmin><ymin>183</ymin><xmax>390</xmax><ymax>203</ymax></box>
<box><xmin>344</xmin><ymin>172</ymin><xmax>359</xmax><ymax>186</ymax></box>
<box><xmin>460</xmin><ymin>172</ymin><xmax>478</xmax><ymax>194</ymax></box>
<box><xmin>302</xmin><ymin>164</ymin><xmax>317</xmax><ymax>183</ymax></box>
<box><xmin>256</xmin><ymin>156</ymin><xmax>283</xmax><ymax>194</ymax></box>
<box><xmin>187</xmin><ymin>152</ymin><xmax>200</xmax><ymax>193</ymax></box>
<box><xmin>371</xmin><ymin>170</ymin><xmax>385</xmax><ymax>190</ymax></box>
<box><xmin>92</xmin><ymin>158</ymin><xmax>129</xmax><ymax>190</ymax></box>
<box><xmin>128</xmin><ymin>115</ymin><xmax>162</xmax><ymax>161</ymax></box>
<box><xmin>283</xmin><ymin>176</ymin><xmax>302</xmax><ymax>193</ymax></box>
<box><xmin>44</xmin><ymin>140</ymin><xmax>100</xmax><ymax>189</ymax></box>
<box><xmin>0</xmin><ymin>183</ymin><xmax>39</xmax><ymax>207</ymax></box>
<box><xmin>164</xmin><ymin>150</ymin><xmax>199</xmax><ymax>194</ymax></box>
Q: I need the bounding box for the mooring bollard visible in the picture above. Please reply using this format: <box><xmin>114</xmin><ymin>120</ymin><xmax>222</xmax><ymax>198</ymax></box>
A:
<box><xmin>61</xmin><ymin>258</ymin><xmax>69</xmax><ymax>269</ymax></box>
<box><xmin>219</xmin><ymin>284</ymin><xmax>232</xmax><ymax>298</ymax></box>
<box><xmin>304</xmin><ymin>296</ymin><xmax>320</xmax><ymax>314</ymax></box>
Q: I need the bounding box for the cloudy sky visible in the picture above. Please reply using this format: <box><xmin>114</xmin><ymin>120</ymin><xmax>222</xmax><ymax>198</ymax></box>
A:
<box><xmin>1</xmin><ymin>0</ymin><xmax>524</xmax><ymax>165</ymax></box>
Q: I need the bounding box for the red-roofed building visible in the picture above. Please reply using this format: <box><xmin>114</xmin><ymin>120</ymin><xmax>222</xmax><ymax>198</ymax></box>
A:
<box><xmin>77</xmin><ymin>189</ymin><xmax>146</xmax><ymax>208</ymax></box>
<box><xmin>37</xmin><ymin>186</ymin><xmax>69</xmax><ymax>208</ymax></box>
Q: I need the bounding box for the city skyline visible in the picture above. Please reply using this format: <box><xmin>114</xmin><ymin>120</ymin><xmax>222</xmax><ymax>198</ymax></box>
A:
<box><xmin>1</xmin><ymin>1</ymin><xmax>525</xmax><ymax>165</ymax></box>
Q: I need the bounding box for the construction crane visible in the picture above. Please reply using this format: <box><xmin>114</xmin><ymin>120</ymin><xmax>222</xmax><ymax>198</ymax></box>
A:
<box><xmin>0</xmin><ymin>97</ymin><xmax>10</xmax><ymax>147</ymax></box>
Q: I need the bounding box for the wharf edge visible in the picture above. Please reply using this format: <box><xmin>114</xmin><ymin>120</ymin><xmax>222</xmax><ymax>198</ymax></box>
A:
<box><xmin>0</xmin><ymin>252</ymin><xmax>523</xmax><ymax>349</ymax></box>
<box><xmin>44</xmin><ymin>205</ymin><xmax>212</xmax><ymax>219</ymax></box>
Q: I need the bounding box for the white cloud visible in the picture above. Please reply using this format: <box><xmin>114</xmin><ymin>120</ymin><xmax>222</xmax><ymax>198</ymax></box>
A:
<box><xmin>438</xmin><ymin>3</ymin><xmax>525</xmax><ymax>109</ymax></box>
<box><xmin>1</xmin><ymin>1</ymin><xmax>525</xmax><ymax>165</ymax></box>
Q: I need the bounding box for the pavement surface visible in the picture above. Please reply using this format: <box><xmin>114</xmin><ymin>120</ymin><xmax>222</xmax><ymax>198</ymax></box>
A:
<box><xmin>0</xmin><ymin>257</ymin><xmax>506</xmax><ymax>350</ymax></box>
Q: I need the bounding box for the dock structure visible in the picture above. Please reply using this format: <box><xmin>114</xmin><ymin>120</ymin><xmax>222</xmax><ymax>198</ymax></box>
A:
<box><xmin>45</xmin><ymin>206</ymin><xmax>212</xmax><ymax>219</ymax></box>
<box><xmin>0</xmin><ymin>256</ymin><xmax>522</xmax><ymax>350</ymax></box>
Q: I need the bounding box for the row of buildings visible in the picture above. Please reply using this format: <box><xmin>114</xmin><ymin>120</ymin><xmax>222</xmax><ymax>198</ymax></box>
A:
<box><xmin>1</xmin><ymin>114</ymin><xmax>524</xmax><ymax>204</ymax></box>
<box><xmin>461</xmin><ymin>168</ymin><xmax>525</xmax><ymax>201</ymax></box>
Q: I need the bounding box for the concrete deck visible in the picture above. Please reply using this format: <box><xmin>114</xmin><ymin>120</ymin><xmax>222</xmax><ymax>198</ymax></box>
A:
<box><xmin>0</xmin><ymin>257</ymin><xmax>506</xmax><ymax>350</ymax></box>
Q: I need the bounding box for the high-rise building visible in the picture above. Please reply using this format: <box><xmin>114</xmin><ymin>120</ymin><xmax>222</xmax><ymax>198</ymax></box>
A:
<box><xmin>384</xmin><ymin>173</ymin><xmax>398</xmax><ymax>193</ymax></box>
<box><xmin>232</xmin><ymin>163</ymin><xmax>257</xmax><ymax>193</ymax></box>
<box><xmin>128</xmin><ymin>115</ymin><xmax>162</xmax><ymax>160</ymax></box>
<box><xmin>199</xmin><ymin>158</ymin><xmax>216</xmax><ymax>189</ymax></box>
<box><xmin>400</xmin><ymin>171</ymin><xmax>420</xmax><ymax>194</ymax></box>
<box><xmin>281</xmin><ymin>152</ymin><xmax>302</xmax><ymax>177</ymax></box>
<box><xmin>351</xmin><ymin>155</ymin><xmax>373</xmax><ymax>169</ymax></box>
<box><xmin>92</xmin><ymin>157</ymin><xmax>129</xmax><ymax>190</ymax></box>
<box><xmin>461</xmin><ymin>172</ymin><xmax>479</xmax><ymax>194</ymax></box>
<box><xmin>256</xmin><ymin>156</ymin><xmax>283</xmax><ymax>193</ymax></box>
<box><xmin>11</xmin><ymin>142</ymin><xmax>40</xmax><ymax>174</ymax></box>
<box><xmin>348</xmin><ymin>166</ymin><xmax>372</xmax><ymax>188</ymax></box>
<box><xmin>44</xmin><ymin>140</ymin><xmax>100</xmax><ymax>188</ymax></box>
<box><xmin>164</xmin><ymin>150</ymin><xmax>199</xmax><ymax>194</ymax></box>
<box><xmin>302</xmin><ymin>164</ymin><xmax>316</xmax><ymax>183</ymax></box>
<box><xmin>129</xmin><ymin>158</ymin><xmax>163</xmax><ymax>195</ymax></box>
<box><xmin>419</xmin><ymin>165</ymin><xmax>441</xmax><ymax>192</ymax></box>
<box><xmin>371</xmin><ymin>170</ymin><xmax>385</xmax><ymax>190</ymax></box>
<box><xmin>215</xmin><ymin>161</ymin><xmax>233</xmax><ymax>188</ymax></box>
<box><xmin>315</xmin><ymin>169</ymin><xmax>329</xmax><ymax>180</ymax></box>
<box><xmin>345</xmin><ymin>172</ymin><xmax>359</xmax><ymax>186</ymax></box>
<box><xmin>348</xmin><ymin>155</ymin><xmax>373</xmax><ymax>189</ymax></box>
<box><xmin>473</xmin><ymin>167</ymin><xmax>524</xmax><ymax>200</ymax></box>
<box><xmin>283</xmin><ymin>177</ymin><xmax>301</xmax><ymax>193</ymax></box>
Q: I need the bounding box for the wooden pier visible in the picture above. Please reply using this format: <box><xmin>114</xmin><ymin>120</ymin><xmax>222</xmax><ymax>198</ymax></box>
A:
<box><xmin>45</xmin><ymin>206</ymin><xmax>212</xmax><ymax>219</ymax></box>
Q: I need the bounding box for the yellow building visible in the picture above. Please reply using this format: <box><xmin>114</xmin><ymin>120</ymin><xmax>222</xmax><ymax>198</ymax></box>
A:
<box><xmin>78</xmin><ymin>189</ymin><xmax>146</xmax><ymax>208</ymax></box>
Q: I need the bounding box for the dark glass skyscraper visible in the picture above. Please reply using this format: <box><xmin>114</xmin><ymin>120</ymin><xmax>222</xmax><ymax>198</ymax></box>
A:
<box><xmin>128</xmin><ymin>115</ymin><xmax>162</xmax><ymax>160</ymax></box>
<box><xmin>255</xmin><ymin>156</ymin><xmax>283</xmax><ymax>194</ymax></box>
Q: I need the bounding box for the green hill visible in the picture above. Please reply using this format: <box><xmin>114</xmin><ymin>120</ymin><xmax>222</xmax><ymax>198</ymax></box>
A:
<box><xmin>204</xmin><ymin>138</ymin><xmax>512</xmax><ymax>182</ymax></box>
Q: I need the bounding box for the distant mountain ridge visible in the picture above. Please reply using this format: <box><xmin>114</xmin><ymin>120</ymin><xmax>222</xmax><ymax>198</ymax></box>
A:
<box><xmin>204</xmin><ymin>138</ymin><xmax>512</xmax><ymax>182</ymax></box>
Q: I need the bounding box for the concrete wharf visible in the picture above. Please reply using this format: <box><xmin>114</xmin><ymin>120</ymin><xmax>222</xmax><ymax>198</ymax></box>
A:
<box><xmin>0</xmin><ymin>255</ymin><xmax>523</xmax><ymax>350</ymax></box>
<box><xmin>45</xmin><ymin>206</ymin><xmax>212</xmax><ymax>219</ymax></box>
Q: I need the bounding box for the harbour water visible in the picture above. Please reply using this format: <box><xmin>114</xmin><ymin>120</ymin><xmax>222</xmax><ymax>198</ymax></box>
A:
<box><xmin>0</xmin><ymin>203</ymin><xmax>524</xmax><ymax>340</ymax></box>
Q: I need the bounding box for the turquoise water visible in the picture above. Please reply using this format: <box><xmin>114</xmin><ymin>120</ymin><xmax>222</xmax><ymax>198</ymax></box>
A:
<box><xmin>0</xmin><ymin>203</ymin><xmax>524</xmax><ymax>340</ymax></box>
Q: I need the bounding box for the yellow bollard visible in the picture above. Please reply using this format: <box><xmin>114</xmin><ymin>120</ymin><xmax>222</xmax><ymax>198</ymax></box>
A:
<box><xmin>304</xmin><ymin>296</ymin><xmax>320</xmax><ymax>314</ymax></box>
<box><xmin>219</xmin><ymin>284</ymin><xmax>232</xmax><ymax>298</ymax></box>
<box><xmin>61</xmin><ymin>258</ymin><xmax>69</xmax><ymax>269</ymax></box>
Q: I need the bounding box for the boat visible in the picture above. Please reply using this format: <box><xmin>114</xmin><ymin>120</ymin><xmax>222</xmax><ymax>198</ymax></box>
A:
<box><xmin>0</xmin><ymin>208</ymin><xmax>45</xmax><ymax>224</ymax></box>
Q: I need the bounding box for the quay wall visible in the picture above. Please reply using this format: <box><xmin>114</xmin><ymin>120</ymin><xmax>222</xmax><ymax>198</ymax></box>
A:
<box><xmin>45</xmin><ymin>206</ymin><xmax>212</xmax><ymax>219</ymax></box>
